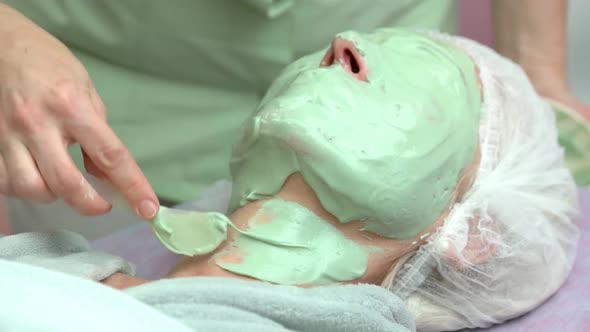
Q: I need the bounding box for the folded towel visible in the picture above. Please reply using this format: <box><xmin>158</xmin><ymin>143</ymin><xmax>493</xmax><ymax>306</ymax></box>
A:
<box><xmin>0</xmin><ymin>259</ymin><xmax>194</xmax><ymax>332</ymax></box>
<box><xmin>0</xmin><ymin>230</ymin><xmax>133</xmax><ymax>280</ymax></box>
<box><xmin>127</xmin><ymin>276</ymin><xmax>415</xmax><ymax>332</ymax></box>
<box><xmin>0</xmin><ymin>230</ymin><xmax>415</xmax><ymax>331</ymax></box>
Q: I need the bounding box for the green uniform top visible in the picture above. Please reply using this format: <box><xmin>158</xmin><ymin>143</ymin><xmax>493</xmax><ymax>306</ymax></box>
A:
<box><xmin>6</xmin><ymin>0</ymin><xmax>456</xmax><ymax>203</ymax></box>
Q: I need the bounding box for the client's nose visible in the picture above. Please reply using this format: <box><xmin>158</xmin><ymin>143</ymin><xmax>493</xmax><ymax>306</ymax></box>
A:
<box><xmin>320</xmin><ymin>38</ymin><xmax>368</xmax><ymax>81</ymax></box>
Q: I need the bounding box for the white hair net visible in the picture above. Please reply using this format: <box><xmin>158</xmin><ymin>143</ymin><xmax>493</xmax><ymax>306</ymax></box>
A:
<box><xmin>382</xmin><ymin>32</ymin><xmax>581</xmax><ymax>331</ymax></box>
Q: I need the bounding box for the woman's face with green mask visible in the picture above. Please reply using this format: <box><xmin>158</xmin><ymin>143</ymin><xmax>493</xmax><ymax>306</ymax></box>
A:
<box><xmin>132</xmin><ymin>29</ymin><xmax>484</xmax><ymax>288</ymax></box>
<box><xmin>230</xmin><ymin>29</ymin><xmax>481</xmax><ymax>240</ymax></box>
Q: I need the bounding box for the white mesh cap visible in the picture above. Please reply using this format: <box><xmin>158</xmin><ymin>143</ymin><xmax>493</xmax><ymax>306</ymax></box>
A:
<box><xmin>384</xmin><ymin>32</ymin><xmax>581</xmax><ymax>331</ymax></box>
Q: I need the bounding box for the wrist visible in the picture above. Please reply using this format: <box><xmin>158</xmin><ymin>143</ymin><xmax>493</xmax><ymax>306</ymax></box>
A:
<box><xmin>523</xmin><ymin>66</ymin><xmax>569</xmax><ymax>99</ymax></box>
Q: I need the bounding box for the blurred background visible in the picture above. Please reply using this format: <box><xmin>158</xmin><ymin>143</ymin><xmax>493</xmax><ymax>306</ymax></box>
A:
<box><xmin>0</xmin><ymin>0</ymin><xmax>588</xmax><ymax>234</ymax></box>
<box><xmin>565</xmin><ymin>0</ymin><xmax>589</xmax><ymax>104</ymax></box>
<box><xmin>458</xmin><ymin>0</ymin><xmax>589</xmax><ymax>104</ymax></box>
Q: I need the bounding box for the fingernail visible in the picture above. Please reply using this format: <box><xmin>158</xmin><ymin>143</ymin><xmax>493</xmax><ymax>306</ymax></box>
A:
<box><xmin>138</xmin><ymin>200</ymin><xmax>157</xmax><ymax>219</ymax></box>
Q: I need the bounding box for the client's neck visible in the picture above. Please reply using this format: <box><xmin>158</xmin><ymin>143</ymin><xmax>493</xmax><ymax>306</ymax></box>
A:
<box><xmin>166</xmin><ymin>173</ymin><xmax>421</xmax><ymax>285</ymax></box>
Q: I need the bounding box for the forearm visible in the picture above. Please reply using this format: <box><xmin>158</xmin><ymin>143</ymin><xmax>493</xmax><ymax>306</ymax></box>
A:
<box><xmin>492</xmin><ymin>0</ymin><xmax>568</xmax><ymax>93</ymax></box>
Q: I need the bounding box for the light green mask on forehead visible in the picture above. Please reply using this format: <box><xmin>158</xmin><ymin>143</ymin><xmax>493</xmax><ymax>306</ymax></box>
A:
<box><xmin>230</xmin><ymin>28</ymin><xmax>481</xmax><ymax>239</ymax></box>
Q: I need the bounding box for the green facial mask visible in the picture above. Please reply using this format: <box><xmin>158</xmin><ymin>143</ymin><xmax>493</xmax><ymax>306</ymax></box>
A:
<box><xmin>151</xmin><ymin>209</ymin><xmax>229</xmax><ymax>256</ymax></box>
<box><xmin>216</xmin><ymin>198</ymin><xmax>373</xmax><ymax>285</ymax></box>
<box><xmin>230</xmin><ymin>28</ymin><xmax>480</xmax><ymax>239</ymax></box>
<box><xmin>151</xmin><ymin>207</ymin><xmax>327</xmax><ymax>257</ymax></box>
<box><xmin>151</xmin><ymin>198</ymin><xmax>372</xmax><ymax>285</ymax></box>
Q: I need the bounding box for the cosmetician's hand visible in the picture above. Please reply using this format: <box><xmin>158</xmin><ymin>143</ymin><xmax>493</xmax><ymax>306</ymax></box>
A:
<box><xmin>537</xmin><ymin>84</ymin><xmax>590</xmax><ymax>123</ymax></box>
<box><xmin>0</xmin><ymin>9</ymin><xmax>159</xmax><ymax>220</ymax></box>
<box><xmin>525</xmin><ymin>63</ymin><xmax>590</xmax><ymax>121</ymax></box>
<box><xmin>491</xmin><ymin>0</ymin><xmax>590</xmax><ymax>122</ymax></box>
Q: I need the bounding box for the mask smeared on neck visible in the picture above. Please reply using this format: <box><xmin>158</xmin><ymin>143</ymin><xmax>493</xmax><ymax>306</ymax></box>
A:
<box><xmin>230</xmin><ymin>28</ymin><xmax>481</xmax><ymax>239</ymax></box>
<box><xmin>216</xmin><ymin>198</ymin><xmax>375</xmax><ymax>285</ymax></box>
